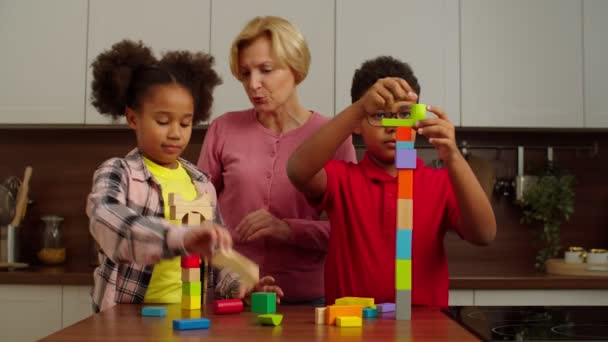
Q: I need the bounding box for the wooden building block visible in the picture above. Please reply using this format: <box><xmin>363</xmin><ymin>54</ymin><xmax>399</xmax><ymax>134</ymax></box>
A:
<box><xmin>172</xmin><ymin>318</ymin><xmax>210</xmax><ymax>330</ymax></box>
<box><xmin>251</xmin><ymin>292</ymin><xmax>276</xmax><ymax>314</ymax></box>
<box><xmin>168</xmin><ymin>193</ymin><xmax>214</xmax><ymax>222</ymax></box>
<box><xmin>181</xmin><ymin>295</ymin><xmax>201</xmax><ymax>310</ymax></box>
<box><xmin>397</xmin><ymin>169</ymin><xmax>413</xmax><ymax>199</ymax></box>
<box><xmin>182</xmin><ymin>281</ymin><xmax>202</xmax><ymax>296</ymax></box>
<box><xmin>397</xmin><ymin>199</ymin><xmax>413</xmax><ymax>230</ymax></box>
<box><xmin>181</xmin><ymin>255</ymin><xmax>200</xmax><ymax>268</ymax></box>
<box><xmin>396</xmin><ymin>149</ymin><xmax>417</xmax><ymax>169</ymax></box>
<box><xmin>396</xmin><ymin>260</ymin><xmax>412</xmax><ymax>290</ymax></box>
<box><xmin>335</xmin><ymin>297</ymin><xmax>375</xmax><ymax>309</ymax></box>
<box><xmin>396</xmin><ymin>229</ymin><xmax>412</xmax><ymax>260</ymax></box>
<box><xmin>181</xmin><ymin>267</ymin><xmax>200</xmax><ymax>282</ymax></box>
<box><xmin>184</xmin><ymin>212</ymin><xmax>203</xmax><ymax>225</ymax></box>
<box><xmin>336</xmin><ymin>316</ymin><xmax>362</xmax><ymax>327</ymax></box>
<box><xmin>141</xmin><ymin>306</ymin><xmax>166</xmax><ymax>317</ymax></box>
<box><xmin>212</xmin><ymin>249</ymin><xmax>259</xmax><ymax>288</ymax></box>
<box><xmin>315</xmin><ymin>307</ymin><xmax>327</xmax><ymax>324</ymax></box>
<box><xmin>326</xmin><ymin>305</ymin><xmax>363</xmax><ymax>325</ymax></box>
<box><xmin>257</xmin><ymin>313</ymin><xmax>283</xmax><ymax>326</ymax></box>
<box><xmin>396</xmin><ymin>127</ymin><xmax>413</xmax><ymax>141</ymax></box>
<box><xmin>396</xmin><ymin>290</ymin><xmax>412</xmax><ymax>320</ymax></box>
<box><xmin>376</xmin><ymin>303</ymin><xmax>395</xmax><ymax>313</ymax></box>
<box><xmin>212</xmin><ymin>299</ymin><xmax>244</xmax><ymax>314</ymax></box>
<box><xmin>362</xmin><ymin>307</ymin><xmax>378</xmax><ymax>318</ymax></box>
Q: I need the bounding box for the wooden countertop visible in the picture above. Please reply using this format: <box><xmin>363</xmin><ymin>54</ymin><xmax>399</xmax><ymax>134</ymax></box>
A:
<box><xmin>2</xmin><ymin>264</ymin><xmax>608</xmax><ymax>289</ymax></box>
<box><xmin>39</xmin><ymin>304</ymin><xmax>479</xmax><ymax>341</ymax></box>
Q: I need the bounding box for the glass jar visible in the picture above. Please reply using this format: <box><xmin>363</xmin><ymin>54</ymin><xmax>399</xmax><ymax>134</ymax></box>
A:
<box><xmin>37</xmin><ymin>215</ymin><xmax>65</xmax><ymax>265</ymax></box>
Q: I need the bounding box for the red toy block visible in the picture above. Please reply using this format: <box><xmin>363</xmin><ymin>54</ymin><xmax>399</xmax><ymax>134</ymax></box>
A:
<box><xmin>396</xmin><ymin>127</ymin><xmax>413</xmax><ymax>141</ymax></box>
<box><xmin>181</xmin><ymin>255</ymin><xmax>200</xmax><ymax>268</ymax></box>
<box><xmin>212</xmin><ymin>299</ymin><xmax>244</xmax><ymax>314</ymax></box>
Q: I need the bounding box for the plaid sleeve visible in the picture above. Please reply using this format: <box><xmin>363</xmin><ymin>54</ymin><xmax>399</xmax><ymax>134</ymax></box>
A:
<box><xmin>214</xmin><ymin>267</ymin><xmax>241</xmax><ymax>299</ymax></box>
<box><xmin>86</xmin><ymin>158</ymin><xmax>188</xmax><ymax>265</ymax></box>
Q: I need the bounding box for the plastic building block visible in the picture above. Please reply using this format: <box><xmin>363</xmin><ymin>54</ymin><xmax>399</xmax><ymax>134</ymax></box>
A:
<box><xmin>397</xmin><ymin>169</ymin><xmax>413</xmax><ymax>199</ymax></box>
<box><xmin>181</xmin><ymin>295</ymin><xmax>201</xmax><ymax>310</ymax></box>
<box><xmin>396</xmin><ymin>260</ymin><xmax>412</xmax><ymax>290</ymax></box>
<box><xmin>336</xmin><ymin>316</ymin><xmax>362</xmax><ymax>327</ymax></box>
<box><xmin>396</xmin><ymin>149</ymin><xmax>417</xmax><ymax>169</ymax></box>
<box><xmin>257</xmin><ymin>313</ymin><xmax>283</xmax><ymax>326</ymax></box>
<box><xmin>251</xmin><ymin>292</ymin><xmax>276</xmax><ymax>314</ymax></box>
<box><xmin>326</xmin><ymin>305</ymin><xmax>362</xmax><ymax>325</ymax></box>
<box><xmin>141</xmin><ymin>306</ymin><xmax>166</xmax><ymax>317</ymax></box>
<box><xmin>396</xmin><ymin>229</ymin><xmax>412</xmax><ymax>260</ymax></box>
<box><xmin>362</xmin><ymin>307</ymin><xmax>377</xmax><ymax>318</ymax></box>
<box><xmin>182</xmin><ymin>281</ymin><xmax>202</xmax><ymax>296</ymax></box>
<box><xmin>396</xmin><ymin>141</ymin><xmax>415</xmax><ymax>149</ymax></box>
<box><xmin>181</xmin><ymin>267</ymin><xmax>200</xmax><ymax>282</ymax></box>
<box><xmin>397</xmin><ymin>199</ymin><xmax>413</xmax><ymax>230</ymax></box>
<box><xmin>172</xmin><ymin>318</ymin><xmax>210</xmax><ymax>330</ymax></box>
<box><xmin>211</xmin><ymin>249</ymin><xmax>259</xmax><ymax>288</ymax></box>
<box><xmin>315</xmin><ymin>307</ymin><xmax>326</xmax><ymax>324</ymax></box>
<box><xmin>376</xmin><ymin>303</ymin><xmax>395</xmax><ymax>313</ymax></box>
<box><xmin>396</xmin><ymin>127</ymin><xmax>413</xmax><ymax>141</ymax></box>
<box><xmin>396</xmin><ymin>290</ymin><xmax>411</xmax><ymax>320</ymax></box>
<box><xmin>181</xmin><ymin>255</ymin><xmax>200</xmax><ymax>268</ymax></box>
<box><xmin>334</xmin><ymin>297</ymin><xmax>375</xmax><ymax>309</ymax></box>
<box><xmin>213</xmin><ymin>299</ymin><xmax>243</xmax><ymax>314</ymax></box>
<box><xmin>409</xmin><ymin>104</ymin><xmax>427</xmax><ymax>121</ymax></box>
<box><xmin>382</xmin><ymin>118</ymin><xmax>417</xmax><ymax>127</ymax></box>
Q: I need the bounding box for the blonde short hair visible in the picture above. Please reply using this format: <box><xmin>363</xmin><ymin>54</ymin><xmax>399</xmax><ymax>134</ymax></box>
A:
<box><xmin>230</xmin><ymin>16</ymin><xmax>311</xmax><ymax>84</ymax></box>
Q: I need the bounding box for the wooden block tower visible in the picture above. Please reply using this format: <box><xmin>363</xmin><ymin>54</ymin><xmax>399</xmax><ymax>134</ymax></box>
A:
<box><xmin>169</xmin><ymin>193</ymin><xmax>215</xmax><ymax>313</ymax></box>
<box><xmin>382</xmin><ymin>104</ymin><xmax>426</xmax><ymax>320</ymax></box>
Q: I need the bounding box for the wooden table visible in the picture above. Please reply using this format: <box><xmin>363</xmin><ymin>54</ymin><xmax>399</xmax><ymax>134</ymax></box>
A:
<box><xmin>39</xmin><ymin>304</ymin><xmax>479</xmax><ymax>341</ymax></box>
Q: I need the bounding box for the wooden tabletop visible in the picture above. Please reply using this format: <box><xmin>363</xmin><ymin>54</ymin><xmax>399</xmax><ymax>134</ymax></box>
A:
<box><xmin>39</xmin><ymin>304</ymin><xmax>480</xmax><ymax>341</ymax></box>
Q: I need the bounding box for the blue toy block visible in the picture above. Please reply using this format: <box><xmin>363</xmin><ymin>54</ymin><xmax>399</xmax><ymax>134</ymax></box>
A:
<box><xmin>362</xmin><ymin>307</ymin><xmax>378</xmax><ymax>318</ymax></box>
<box><xmin>396</xmin><ymin>149</ymin><xmax>416</xmax><ymax>169</ymax></box>
<box><xmin>141</xmin><ymin>306</ymin><xmax>166</xmax><ymax>317</ymax></box>
<box><xmin>396</xmin><ymin>141</ymin><xmax>415</xmax><ymax>149</ymax></box>
<box><xmin>173</xmin><ymin>318</ymin><xmax>210</xmax><ymax>330</ymax></box>
<box><xmin>396</xmin><ymin>229</ymin><xmax>412</xmax><ymax>260</ymax></box>
<box><xmin>376</xmin><ymin>303</ymin><xmax>396</xmax><ymax>313</ymax></box>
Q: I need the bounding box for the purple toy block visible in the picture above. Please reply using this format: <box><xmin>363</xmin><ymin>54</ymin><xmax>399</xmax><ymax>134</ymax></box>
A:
<box><xmin>396</xmin><ymin>149</ymin><xmax>416</xmax><ymax>169</ymax></box>
<box><xmin>376</xmin><ymin>302</ymin><xmax>396</xmax><ymax>313</ymax></box>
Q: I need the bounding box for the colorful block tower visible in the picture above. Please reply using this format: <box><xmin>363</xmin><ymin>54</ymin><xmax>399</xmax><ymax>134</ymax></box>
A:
<box><xmin>382</xmin><ymin>104</ymin><xmax>426</xmax><ymax>320</ymax></box>
<box><xmin>169</xmin><ymin>193</ymin><xmax>215</xmax><ymax>313</ymax></box>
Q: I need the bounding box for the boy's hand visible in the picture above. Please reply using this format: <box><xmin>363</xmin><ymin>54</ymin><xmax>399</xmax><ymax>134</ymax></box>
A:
<box><xmin>358</xmin><ymin>77</ymin><xmax>418</xmax><ymax>116</ymax></box>
<box><xmin>234</xmin><ymin>209</ymin><xmax>291</xmax><ymax>242</ymax></box>
<box><xmin>415</xmin><ymin>105</ymin><xmax>461</xmax><ymax>163</ymax></box>
<box><xmin>183</xmin><ymin>221</ymin><xmax>232</xmax><ymax>259</ymax></box>
<box><xmin>239</xmin><ymin>275</ymin><xmax>285</xmax><ymax>304</ymax></box>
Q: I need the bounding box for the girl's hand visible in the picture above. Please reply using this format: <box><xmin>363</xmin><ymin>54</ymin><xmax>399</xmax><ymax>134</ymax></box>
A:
<box><xmin>183</xmin><ymin>221</ymin><xmax>232</xmax><ymax>259</ymax></box>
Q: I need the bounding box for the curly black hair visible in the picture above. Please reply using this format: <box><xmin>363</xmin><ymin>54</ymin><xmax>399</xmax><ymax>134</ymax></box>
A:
<box><xmin>90</xmin><ymin>39</ymin><xmax>222</xmax><ymax>124</ymax></box>
<box><xmin>350</xmin><ymin>56</ymin><xmax>421</xmax><ymax>104</ymax></box>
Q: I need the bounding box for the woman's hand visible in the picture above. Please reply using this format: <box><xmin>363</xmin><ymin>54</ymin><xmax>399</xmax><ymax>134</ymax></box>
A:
<box><xmin>234</xmin><ymin>209</ymin><xmax>291</xmax><ymax>242</ymax></box>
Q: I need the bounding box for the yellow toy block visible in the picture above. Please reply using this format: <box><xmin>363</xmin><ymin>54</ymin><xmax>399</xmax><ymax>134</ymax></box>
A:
<box><xmin>315</xmin><ymin>307</ymin><xmax>327</xmax><ymax>325</ymax></box>
<box><xmin>182</xmin><ymin>295</ymin><xmax>201</xmax><ymax>310</ymax></box>
<box><xmin>326</xmin><ymin>305</ymin><xmax>362</xmax><ymax>325</ymax></box>
<box><xmin>335</xmin><ymin>297</ymin><xmax>376</xmax><ymax>309</ymax></box>
<box><xmin>336</xmin><ymin>316</ymin><xmax>362</xmax><ymax>327</ymax></box>
<box><xmin>396</xmin><ymin>260</ymin><xmax>412</xmax><ymax>290</ymax></box>
<box><xmin>397</xmin><ymin>199</ymin><xmax>413</xmax><ymax>229</ymax></box>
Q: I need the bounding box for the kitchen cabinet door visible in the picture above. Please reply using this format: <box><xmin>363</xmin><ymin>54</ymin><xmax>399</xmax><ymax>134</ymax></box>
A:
<box><xmin>583</xmin><ymin>0</ymin><xmax>608</xmax><ymax>128</ymax></box>
<box><xmin>475</xmin><ymin>289</ymin><xmax>608</xmax><ymax>306</ymax></box>
<box><xmin>335</xmin><ymin>0</ymin><xmax>461</xmax><ymax>124</ymax></box>
<box><xmin>0</xmin><ymin>0</ymin><xmax>87</xmax><ymax>124</ymax></box>
<box><xmin>62</xmin><ymin>286</ymin><xmax>92</xmax><ymax>328</ymax></box>
<box><xmin>460</xmin><ymin>0</ymin><xmax>583</xmax><ymax>128</ymax></box>
<box><xmin>210</xmin><ymin>0</ymin><xmax>335</xmax><ymax>121</ymax></box>
<box><xmin>85</xmin><ymin>0</ymin><xmax>211</xmax><ymax>125</ymax></box>
<box><xmin>0</xmin><ymin>285</ymin><xmax>62</xmax><ymax>341</ymax></box>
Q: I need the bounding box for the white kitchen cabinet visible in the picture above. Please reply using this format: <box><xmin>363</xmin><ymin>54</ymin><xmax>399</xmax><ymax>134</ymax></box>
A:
<box><xmin>62</xmin><ymin>286</ymin><xmax>93</xmax><ymax>328</ymax></box>
<box><xmin>474</xmin><ymin>289</ymin><xmax>608</xmax><ymax>306</ymax></box>
<box><xmin>85</xmin><ymin>0</ymin><xmax>211</xmax><ymax>124</ymax></box>
<box><xmin>210</xmin><ymin>0</ymin><xmax>335</xmax><ymax>121</ymax></box>
<box><xmin>583</xmin><ymin>0</ymin><xmax>608</xmax><ymax>128</ymax></box>
<box><xmin>0</xmin><ymin>285</ymin><xmax>63</xmax><ymax>342</ymax></box>
<box><xmin>0</xmin><ymin>0</ymin><xmax>87</xmax><ymax>124</ymax></box>
<box><xmin>460</xmin><ymin>0</ymin><xmax>584</xmax><ymax>128</ymax></box>
<box><xmin>335</xmin><ymin>0</ymin><xmax>460</xmax><ymax>124</ymax></box>
<box><xmin>449</xmin><ymin>289</ymin><xmax>475</xmax><ymax>306</ymax></box>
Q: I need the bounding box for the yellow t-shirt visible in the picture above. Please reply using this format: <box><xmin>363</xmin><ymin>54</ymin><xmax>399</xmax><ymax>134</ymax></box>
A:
<box><xmin>143</xmin><ymin>157</ymin><xmax>197</xmax><ymax>303</ymax></box>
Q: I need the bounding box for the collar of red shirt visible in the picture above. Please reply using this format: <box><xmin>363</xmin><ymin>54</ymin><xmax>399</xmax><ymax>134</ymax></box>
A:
<box><xmin>360</xmin><ymin>151</ymin><xmax>424</xmax><ymax>183</ymax></box>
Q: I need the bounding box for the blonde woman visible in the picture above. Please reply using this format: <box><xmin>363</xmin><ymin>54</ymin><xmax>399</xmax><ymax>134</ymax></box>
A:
<box><xmin>198</xmin><ymin>16</ymin><xmax>356</xmax><ymax>305</ymax></box>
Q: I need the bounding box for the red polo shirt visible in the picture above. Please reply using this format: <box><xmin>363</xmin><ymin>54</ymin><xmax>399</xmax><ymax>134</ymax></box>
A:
<box><xmin>316</xmin><ymin>153</ymin><xmax>461</xmax><ymax>307</ymax></box>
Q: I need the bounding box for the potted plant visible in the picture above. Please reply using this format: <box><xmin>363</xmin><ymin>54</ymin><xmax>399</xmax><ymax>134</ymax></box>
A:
<box><xmin>518</xmin><ymin>162</ymin><xmax>575</xmax><ymax>271</ymax></box>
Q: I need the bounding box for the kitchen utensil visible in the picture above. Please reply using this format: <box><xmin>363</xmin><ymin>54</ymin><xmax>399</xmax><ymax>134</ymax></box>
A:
<box><xmin>0</xmin><ymin>184</ymin><xmax>15</xmax><ymax>226</ymax></box>
<box><xmin>10</xmin><ymin>166</ymin><xmax>32</xmax><ymax>227</ymax></box>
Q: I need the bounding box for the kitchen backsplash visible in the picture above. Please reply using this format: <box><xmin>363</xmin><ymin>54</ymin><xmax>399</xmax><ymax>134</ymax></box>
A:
<box><xmin>1</xmin><ymin>127</ymin><xmax>606</xmax><ymax>275</ymax></box>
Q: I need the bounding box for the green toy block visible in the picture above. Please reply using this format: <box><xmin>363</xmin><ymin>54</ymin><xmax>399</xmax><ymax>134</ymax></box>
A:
<box><xmin>182</xmin><ymin>281</ymin><xmax>202</xmax><ymax>296</ymax></box>
<box><xmin>257</xmin><ymin>313</ymin><xmax>283</xmax><ymax>326</ymax></box>
<box><xmin>251</xmin><ymin>292</ymin><xmax>276</xmax><ymax>314</ymax></box>
<box><xmin>409</xmin><ymin>104</ymin><xmax>427</xmax><ymax>120</ymax></box>
<box><xmin>381</xmin><ymin>118</ymin><xmax>416</xmax><ymax>127</ymax></box>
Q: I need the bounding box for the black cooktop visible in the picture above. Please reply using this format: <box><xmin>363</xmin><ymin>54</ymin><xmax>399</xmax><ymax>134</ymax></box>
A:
<box><xmin>444</xmin><ymin>306</ymin><xmax>608</xmax><ymax>341</ymax></box>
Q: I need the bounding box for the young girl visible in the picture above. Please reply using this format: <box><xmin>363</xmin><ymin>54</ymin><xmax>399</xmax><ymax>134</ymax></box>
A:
<box><xmin>87</xmin><ymin>40</ymin><xmax>281</xmax><ymax>312</ymax></box>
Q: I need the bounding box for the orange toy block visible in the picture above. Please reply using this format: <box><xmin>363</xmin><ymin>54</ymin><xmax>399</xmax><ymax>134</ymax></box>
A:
<box><xmin>326</xmin><ymin>305</ymin><xmax>363</xmax><ymax>325</ymax></box>
<box><xmin>397</xmin><ymin>170</ymin><xmax>413</xmax><ymax>199</ymax></box>
<box><xmin>396</xmin><ymin>127</ymin><xmax>413</xmax><ymax>141</ymax></box>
